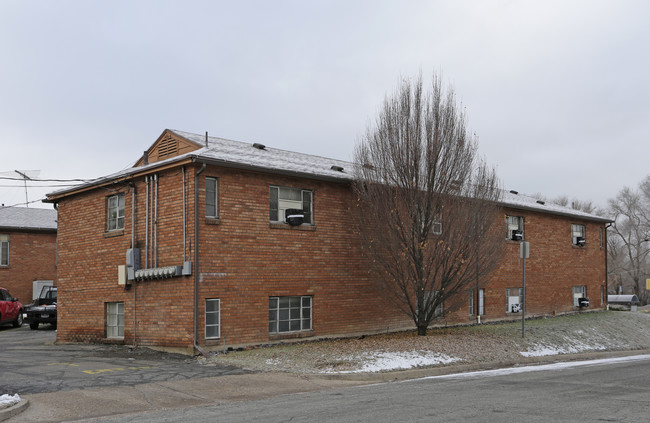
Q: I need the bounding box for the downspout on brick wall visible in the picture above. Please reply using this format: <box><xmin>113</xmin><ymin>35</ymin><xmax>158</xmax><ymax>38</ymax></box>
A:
<box><xmin>605</xmin><ymin>223</ymin><xmax>612</xmax><ymax>307</ymax></box>
<box><xmin>193</xmin><ymin>164</ymin><xmax>207</xmax><ymax>355</ymax></box>
<box><xmin>145</xmin><ymin>176</ymin><xmax>149</xmax><ymax>268</ymax></box>
<box><xmin>130</xmin><ymin>182</ymin><xmax>137</xmax><ymax>348</ymax></box>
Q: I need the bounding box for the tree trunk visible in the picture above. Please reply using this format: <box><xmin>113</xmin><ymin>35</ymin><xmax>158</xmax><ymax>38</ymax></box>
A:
<box><xmin>417</xmin><ymin>325</ymin><xmax>427</xmax><ymax>336</ymax></box>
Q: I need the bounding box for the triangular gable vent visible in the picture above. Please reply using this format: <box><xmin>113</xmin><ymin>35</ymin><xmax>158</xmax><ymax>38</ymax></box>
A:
<box><xmin>135</xmin><ymin>130</ymin><xmax>204</xmax><ymax>167</ymax></box>
<box><xmin>157</xmin><ymin>136</ymin><xmax>179</xmax><ymax>159</ymax></box>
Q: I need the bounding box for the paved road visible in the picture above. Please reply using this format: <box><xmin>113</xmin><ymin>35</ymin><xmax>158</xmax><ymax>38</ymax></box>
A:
<box><xmin>83</xmin><ymin>355</ymin><xmax>650</xmax><ymax>423</ymax></box>
<box><xmin>0</xmin><ymin>325</ymin><xmax>246</xmax><ymax>394</ymax></box>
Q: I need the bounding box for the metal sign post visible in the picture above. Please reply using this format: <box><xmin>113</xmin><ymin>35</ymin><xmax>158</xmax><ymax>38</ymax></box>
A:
<box><xmin>520</xmin><ymin>241</ymin><xmax>530</xmax><ymax>338</ymax></box>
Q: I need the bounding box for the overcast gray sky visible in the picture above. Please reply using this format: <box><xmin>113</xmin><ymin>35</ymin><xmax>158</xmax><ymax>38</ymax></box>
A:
<box><xmin>1</xmin><ymin>0</ymin><xmax>648</xmax><ymax>210</ymax></box>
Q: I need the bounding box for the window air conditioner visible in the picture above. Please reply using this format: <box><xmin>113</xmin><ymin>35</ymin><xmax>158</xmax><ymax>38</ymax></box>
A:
<box><xmin>511</xmin><ymin>304</ymin><xmax>521</xmax><ymax>313</ymax></box>
<box><xmin>578</xmin><ymin>297</ymin><xmax>590</xmax><ymax>308</ymax></box>
<box><xmin>285</xmin><ymin>208</ymin><xmax>304</xmax><ymax>226</ymax></box>
<box><xmin>575</xmin><ymin>237</ymin><xmax>586</xmax><ymax>247</ymax></box>
<box><xmin>511</xmin><ymin>230</ymin><xmax>523</xmax><ymax>241</ymax></box>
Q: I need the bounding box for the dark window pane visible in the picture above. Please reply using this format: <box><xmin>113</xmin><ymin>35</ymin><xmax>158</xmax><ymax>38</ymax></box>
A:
<box><xmin>290</xmin><ymin>320</ymin><xmax>301</xmax><ymax>331</ymax></box>
<box><xmin>206</xmin><ymin>313</ymin><xmax>218</xmax><ymax>325</ymax></box>
<box><xmin>270</xmin><ymin>187</ymin><xmax>279</xmax><ymax>221</ymax></box>
<box><xmin>302</xmin><ymin>191</ymin><xmax>312</xmax><ymax>223</ymax></box>
<box><xmin>206</xmin><ymin>300</ymin><xmax>219</xmax><ymax>312</ymax></box>
<box><xmin>206</xmin><ymin>326</ymin><xmax>218</xmax><ymax>338</ymax></box>
<box><xmin>279</xmin><ymin>321</ymin><xmax>290</xmax><ymax>332</ymax></box>
<box><xmin>279</xmin><ymin>309</ymin><xmax>289</xmax><ymax>320</ymax></box>
<box><xmin>302</xmin><ymin>318</ymin><xmax>311</xmax><ymax>330</ymax></box>
<box><xmin>269</xmin><ymin>297</ymin><xmax>278</xmax><ymax>309</ymax></box>
<box><xmin>290</xmin><ymin>308</ymin><xmax>300</xmax><ymax>319</ymax></box>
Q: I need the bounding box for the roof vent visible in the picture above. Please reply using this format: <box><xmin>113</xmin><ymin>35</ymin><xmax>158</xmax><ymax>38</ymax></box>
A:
<box><xmin>536</xmin><ymin>200</ymin><xmax>546</xmax><ymax>205</ymax></box>
<box><xmin>330</xmin><ymin>165</ymin><xmax>344</xmax><ymax>172</ymax></box>
<box><xmin>253</xmin><ymin>143</ymin><xmax>266</xmax><ymax>150</ymax></box>
<box><xmin>509</xmin><ymin>190</ymin><xmax>519</xmax><ymax>195</ymax></box>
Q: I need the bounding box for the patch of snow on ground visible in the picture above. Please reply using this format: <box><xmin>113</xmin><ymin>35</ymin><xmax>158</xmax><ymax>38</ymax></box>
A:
<box><xmin>326</xmin><ymin>351</ymin><xmax>460</xmax><ymax>373</ymax></box>
<box><xmin>521</xmin><ymin>337</ymin><xmax>607</xmax><ymax>357</ymax></box>
<box><xmin>0</xmin><ymin>394</ymin><xmax>21</xmax><ymax>409</ymax></box>
<box><xmin>418</xmin><ymin>354</ymin><xmax>650</xmax><ymax>381</ymax></box>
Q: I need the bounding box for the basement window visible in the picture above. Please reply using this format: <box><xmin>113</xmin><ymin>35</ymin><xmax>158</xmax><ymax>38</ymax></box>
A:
<box><xmin>205</xmin><ymin>298</ymin><xmax>220</xmax><ymax>339</ymax></box>
<box><xmin>106</xmin><ymin>194</ymin><xmax>125</xmax><ymax>231</ymax></box>
<box><xmin>269</xmin><ymin>296</ymin><xmax>312</xmax><ymax>334</ymax></box>
<box><xmin>106</xmin><ymin>302</ymin><xmax>124</xmax><ymax>339</ymax></box>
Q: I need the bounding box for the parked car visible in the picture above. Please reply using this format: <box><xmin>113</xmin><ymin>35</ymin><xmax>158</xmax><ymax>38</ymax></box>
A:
<box><xmin>24</xmin><ymin>286</ymin><xmax>57</xmax><ymax>330</ymax></box>
<box><xmin>0</xmin><ymin>287</ymin><xmax>23</xmax><ymax>328</ymax></box>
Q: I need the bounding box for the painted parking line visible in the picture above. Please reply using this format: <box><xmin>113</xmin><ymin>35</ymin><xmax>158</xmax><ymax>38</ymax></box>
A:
<box><xmin>82</xmin><ymin>366</ymin><xmax>155</xmax><ymax>375</ymax></box>
<box><xmin>47</xmin><ymin>362</ymin><xmax>155</xmax><ymax>375</ymax></box>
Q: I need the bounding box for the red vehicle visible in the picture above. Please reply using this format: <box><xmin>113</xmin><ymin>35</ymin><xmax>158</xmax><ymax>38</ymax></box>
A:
<box><xmin>0</xmin><ymin>287</ymin><xmax>23</xmax><ymax>328</ymax></box>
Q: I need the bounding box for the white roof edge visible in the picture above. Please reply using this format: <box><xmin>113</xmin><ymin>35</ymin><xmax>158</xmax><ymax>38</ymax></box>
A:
<box><xmin>45</xmin><ymin>130</ymin><xmax>612</xmax><ymax>223</ymax></box>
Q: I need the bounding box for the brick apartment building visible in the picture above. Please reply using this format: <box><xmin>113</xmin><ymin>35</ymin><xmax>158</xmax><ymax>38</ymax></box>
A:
<box><xmin>45</xmin><ymin>129</ymin><xmax>611</xmax><ymax>352</ymax></box>
<box><xmin>0</xmin><ymin>207</ymin><xmax>57</xmax><ymax>304</ymax></box>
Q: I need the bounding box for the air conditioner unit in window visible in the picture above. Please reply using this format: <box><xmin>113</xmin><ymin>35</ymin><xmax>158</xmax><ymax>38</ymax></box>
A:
<box><xmin>576</xmin><ymin>237</ymin><xmax>586</xmax><ymax>247</ymax></box>
<box><xmin>511</xmin><ymin>304</ymin><xmax>521</xmax><ymax>313</ymax></box>
<box><xmin>285</xmin><ymin>208</ymin><xmax>304</xmax><ymax>226</ymax></box>
<box><xmin>511</xmin><ymin>230</ymin><xmax>523</xmax><ymax>241</ymax></box>
<box><xmin>578</xmin><ymin>297</ymin><xmax>590</xmax><ymax>308</ymax></box>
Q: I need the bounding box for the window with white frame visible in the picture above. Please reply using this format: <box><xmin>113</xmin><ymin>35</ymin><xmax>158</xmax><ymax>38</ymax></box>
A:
<box><xmin>432</xmin><ymin>216</ymin><xmax>443</xmax><ymax>236</ymax></box>
<box><xmin>0</xmin><ymin>234</ymin><xmax>8</xmax><ymax>266</ymax></box>
<box><xmin>422</xmin><ymin>291</ymin><xmax>443</xmax><ymax>318</ymax></box>
<box><xmin>573</xmin><ymin>286</ymin><xmax>587</xmax><ymax>307</ymax></box>
<box><xmin>506</xmin><ymin>288</ymin><xmax>523</xmax><ymax>313</ymax></box>
<box><xmin>106</xmin><ymin>302</ymin><xmax>124</xmax><ymax>338</ymax></box>
<box><xmin>469</xmin><ymin>290</ymin><xmax>474</xmax><ymax>315</ymax></box>
<box><xmin>205</xmin><ymin>177</ymin><xmax>218</xmax><ymax>218</ymax></box>
<box><xmin>506</xmin><ymin>216</ymin><xmax>524</xmax><ymax>241</ymax></box>
<box><xmin>572</xmin><ymin>224</ymin><xmax>586</xmax><ymax>246</ymax></box>
<box><xmin>205</xmin><ymin>298</ymin><xmax>220</xmax><ymax>339</ymax></box>
<box><xmin>269</xmin><ymin>296</ymin><xmax>312</xmax><ymax>333</ymax></box>
<box><xmin>107</xmin><ymin>194</ymin><xmax>125</xmax><ymax>231</ymax></box>
<box><xmin>269</xmin><ymin>186</ymin><xmax>312</xmax><ymax>224</ymax></box>
<box><xmin>469</xmin><ymin>289</ymin><xmax>485</xmax><ymax>316</ymax></box>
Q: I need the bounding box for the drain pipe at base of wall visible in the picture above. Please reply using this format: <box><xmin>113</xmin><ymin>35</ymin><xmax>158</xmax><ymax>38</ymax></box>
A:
<box><xmin>193</xmin><ymin>163</ymin><xmax>209</xmax><ymax>356</ymax></box>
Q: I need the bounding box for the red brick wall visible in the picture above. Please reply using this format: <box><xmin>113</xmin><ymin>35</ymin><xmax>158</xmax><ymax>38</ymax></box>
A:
<box><xmin>55</xmin><ymin>163</ymin><xmax>607</xmax><ymax>349</ymax></box>
<box><xmin>445</xmin><ymin>208</ymin><xmax>607</xmax><ymax>323</ymax></box>
<box><xmin>0</xmin><ymin>230</ymin><xmax>57</xmax><ymax>306</ymax></box>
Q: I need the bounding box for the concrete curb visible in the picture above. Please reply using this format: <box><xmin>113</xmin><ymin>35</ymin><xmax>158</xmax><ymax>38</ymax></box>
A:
<box><xmin>0</xmin><ymin>398</ymin><xmax>29</xmax><ymax>422</ymax></box>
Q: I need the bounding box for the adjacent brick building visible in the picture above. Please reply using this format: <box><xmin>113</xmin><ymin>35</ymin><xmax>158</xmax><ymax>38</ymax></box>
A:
<box><xmin>0</xmin><ymin>207</ymin><xmax>57</xmax><ymax>304</ymax></box>
<box><xmin>46</xmin><ymin>129</ymin><xmax>611</xmax><ymax>352</ymax></box>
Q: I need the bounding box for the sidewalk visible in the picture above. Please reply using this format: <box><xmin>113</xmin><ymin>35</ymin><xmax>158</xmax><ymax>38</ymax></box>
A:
<box><xmin>5</xmin><ymin>348</ymin><xmax>650</xmax><ymax>423</ymax></box>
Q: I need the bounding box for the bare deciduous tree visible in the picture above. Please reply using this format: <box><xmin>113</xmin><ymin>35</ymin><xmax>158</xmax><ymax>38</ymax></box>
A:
<box><xmin>608</xmin><ymin>176</ymin><xmax>650</xmax><ymax>304</ymax></box>
<box><xmin>353</xmin><ymin>73</ymin><xmax>504</xmax><ymax>336</ymax></box>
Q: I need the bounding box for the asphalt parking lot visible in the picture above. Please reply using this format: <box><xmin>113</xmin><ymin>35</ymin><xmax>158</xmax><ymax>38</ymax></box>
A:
<box><xmin>0</xmin><ymin>324</ymin><xmax>248</xmax><ymax>395</ymax></box>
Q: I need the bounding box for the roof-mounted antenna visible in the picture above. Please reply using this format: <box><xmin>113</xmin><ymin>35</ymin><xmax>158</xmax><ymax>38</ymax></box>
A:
<box><xmin>205</xmin><ymin>131</ymin><xmax>208</xmax><ymax>147</ymax></box>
